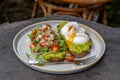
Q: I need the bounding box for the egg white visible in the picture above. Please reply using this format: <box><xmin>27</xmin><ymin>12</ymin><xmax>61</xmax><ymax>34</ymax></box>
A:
<box><xmin>60</xmin><ymin>22</ymin><xmax>79</xmax><ymax>35</ymax></box>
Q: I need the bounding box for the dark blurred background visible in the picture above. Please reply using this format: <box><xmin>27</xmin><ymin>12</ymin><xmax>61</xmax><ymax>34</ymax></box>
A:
<box><xmin>0</xmin><ymin>0</ymin><xmax>120</xmax><ymax>28</ymax></box>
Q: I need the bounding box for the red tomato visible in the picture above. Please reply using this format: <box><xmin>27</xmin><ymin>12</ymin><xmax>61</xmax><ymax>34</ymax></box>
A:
<box><xmin>32</xmin><ymin>29</ymin><xmax>37</xmax><ymax>35</ymax></box>
<box><xmin>52</xmin><ymin>45</ymin><xmax>60</xmax><ymax>51</ymax></box>
<box><xmin>44</xmin><ymin>34</ymin><xmax>50</xmax><ymax>38</ymax></box>
<box><xmin>49</xmin><ymin>45</ymin><xmax>53</xmax><ymax>49</ymax></box>
<box><xmin>65</xmin><ymin>56</ymin><xmax>74</xmax><ymax>62</ymax></box>
<box><xmin>50</xmin><ymin>31</ymin><xmax>55</xmax><ymax>34</ymax></box>
<box><xmin>40</xmin><ymin>42</ymin><xmax>47</xmax><ymax>48</ymax></box>
<box><xmin>32</xmin><ymin>35</ymin><xmax>36</xmax><ymax>40</ymax></box>
<box><xmin>43</xmin><ymin>34</ymin><xmax>50</xmax><ymax>40</ymax></box>
<box><xmin>30</xmin><ymin>43</ymin><xmax>37</xmax><ymax>49</ymax></box>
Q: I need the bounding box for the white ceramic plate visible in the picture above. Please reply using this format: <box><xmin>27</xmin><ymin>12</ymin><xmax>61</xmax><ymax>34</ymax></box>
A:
<box><xmin>13</xmin><ymin>20</ymin><xmax>105</xmax><ymax>74</ymax></box>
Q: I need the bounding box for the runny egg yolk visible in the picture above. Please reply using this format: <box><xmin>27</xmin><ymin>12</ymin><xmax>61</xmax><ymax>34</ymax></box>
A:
<box><xmin>67</xmin><ymin>32</ymin><xmax>76</xmax><ymax>46</ymax></box>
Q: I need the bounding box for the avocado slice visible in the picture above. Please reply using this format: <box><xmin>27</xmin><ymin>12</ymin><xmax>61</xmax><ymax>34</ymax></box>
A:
<box><xmin>43</xmin><ymin>52</ymin><xmax>66</xmax><ymax>61</ymax></box>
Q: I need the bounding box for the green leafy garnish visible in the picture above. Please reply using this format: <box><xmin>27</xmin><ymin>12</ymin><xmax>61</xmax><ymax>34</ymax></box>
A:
<box><xmin>35</xmin><ymin>55</ymin><xmax>40</xmax><ymax>61</ymax></box>
<box><xmin>28</xmin><ymin>34</ymin><xmax>34</xmax><ymax>41</ymax></box>
<box><xmin>35</xmin><ymin>46</ymin><xmax>49</xmax><ymax>53</ymax></box>
<box><xmin>26</xmin><ymin>53</ymin><xmax>31</xmax><ymax>58</ymax></box>
<box><xmin>36</xmin><ymin>30</ymin><xmax>42</xmax><ymax>36</ymax></box>
<box><xmin>30</xmin><ymin>47</ymin><xmax>34</xmax><ymax>52</ymax></box>
<box><xmin>59</xmin><ymin>40</ymin><xmax>65</xmax><ymax>47</ymax></box>
<box><xmin>33</xmin><ymin>40</ymin><xmax>39</xmax><ymax>43</ymax></box>
<box><xmin>43</xmin><ymin>48</ymin><xmax>49</xmax><ymax>52</ymax></box>
<box><xmin>35</xmin><ymin>46</ymin><xmax>41</xmax><ymax>52</ymax></box>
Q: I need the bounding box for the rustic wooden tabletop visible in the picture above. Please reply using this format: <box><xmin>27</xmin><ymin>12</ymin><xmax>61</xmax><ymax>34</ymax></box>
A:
<box><xmin>0</xmin><ymin>14</ymin><xmax>120</xmax><ymax>80</ymax></box>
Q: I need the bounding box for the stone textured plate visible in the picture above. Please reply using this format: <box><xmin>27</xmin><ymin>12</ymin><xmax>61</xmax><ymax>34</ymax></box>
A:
<box><xmin>13</xmin><ymin>20</ymin><xmax>105</xmax><ymax>74</ymax></box>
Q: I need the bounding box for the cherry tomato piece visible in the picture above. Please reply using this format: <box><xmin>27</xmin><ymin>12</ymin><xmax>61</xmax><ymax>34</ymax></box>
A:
<box><xmin>43</xmin><ymin>34</ymin><xmax>50</xmax><ymax>40</ymax></box>
<box><xmin>30</xmin><ymin>43</ymin><xmax>37</xmax><ymax>49</ymax></box>
<box><xmin>52</xmin><ymin>45</ymin><xmax>60</xmax><ymax>52</ymax></box>
<box><xmin>32</xmin><ymin>35</ymin><xmax>36</xmax><ymax>40</ymax></box>
<box><xmin>65</xmin><ymin>56</ymin><xmax>74</xmax><ymax>62</ymax></box>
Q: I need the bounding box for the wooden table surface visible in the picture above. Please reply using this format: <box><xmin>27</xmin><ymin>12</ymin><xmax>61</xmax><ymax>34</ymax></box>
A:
<box><xmin>0</xmin><ymin>14</ymin><xmax>120</xmax><ymax>80</ymax></box>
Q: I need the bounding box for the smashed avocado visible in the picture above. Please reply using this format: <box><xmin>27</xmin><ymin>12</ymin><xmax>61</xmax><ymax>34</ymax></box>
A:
<box><xmin>68</xmin><ymin>40</ymin><xmax>92</xmax><ymax>54</ymax></box>
<box><xmin>57</xmin><ymin>22</ymin><xmax>92</xmax><ymax>54</ymax></box>
<box><xmin>57</xmin><ymin>21</ymin><xmax>67</xmax><ymax>33</ymax></box>
<box><xmin>43</xmin><ymin>52</ymin><xmax>66</xmax><ymax>60</ymax></box>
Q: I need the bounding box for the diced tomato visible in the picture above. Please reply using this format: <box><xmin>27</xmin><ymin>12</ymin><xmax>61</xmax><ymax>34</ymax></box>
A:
<box><xmin>44</xmin><ymin>34</ymin><xmax>50</xmax><ymax>38</ymax></box>
<box><xmin>32</xmin><ymin>29</ymin><xmax>37</xmax><ymax>35</ymax></box>
<box><xmin>52</xmin><ymin>45</ymin><xmax>60</xmax><ymax>52</ymax></box>
<box><xmin>50</xmin><ymin>31</ymin><xmax>55</xmax><ymax>34</ymax></box>
<box><xmin>43</xmin><ymin>34</ymin><xmax>50</xmax><ymax>40</ymax></box>
<box><xmin>40</xmin><ymin>42</ymin><xmax>47</xmax><ymax>48</ymax></box>
<box><xmin>32</xmin><ymin>35</ymin><xmax>36</xmax><ymax>40</ymax></box>
<box><xmin>46</xmin><ymin>23</ymin><xmax>51</xmax><ymax>28</ymax></box>
<box><xmin>49</xmin><ymin>45</ymin><xmax>53</xmax><ymax>49</ymax></box>
<box><xmin>65</xmin><ymin>56</ymin><xmax>74</xmax><ymax>62</ymax></box>
<box><xmin>30</xmin><ymin>43</ymin><xmax>37</xmax><ymax>49</ymax></box>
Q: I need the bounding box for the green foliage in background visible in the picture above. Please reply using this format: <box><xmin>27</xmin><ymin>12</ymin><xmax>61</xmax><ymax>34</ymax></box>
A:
<box><xmin>106</xmin><ymin>1</ymin><xmax>120</xmax><ymax>28</ymax></box>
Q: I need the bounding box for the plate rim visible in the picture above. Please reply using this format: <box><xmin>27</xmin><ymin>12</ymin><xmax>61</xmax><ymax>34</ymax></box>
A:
<box><xmin>13</xmin><ymin>20</ymin><xmax>106</xmax><ymax>74</ymax></box>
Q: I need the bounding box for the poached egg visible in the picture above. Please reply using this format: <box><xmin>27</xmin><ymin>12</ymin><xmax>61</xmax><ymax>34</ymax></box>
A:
<box><xmin>60</xmin><ymin>22</ymin><xmax>90</xmax><ymax>45</ymax></box>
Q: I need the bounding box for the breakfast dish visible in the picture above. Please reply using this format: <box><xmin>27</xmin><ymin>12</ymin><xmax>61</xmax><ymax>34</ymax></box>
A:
<box><xmin>13</xmin><ymin>20</ymin><xmax>105</xmax><ymax>74</ymax></box>
<box><xmin>58</xmin><ymin>22</ymin><xmax>92</xmax><ymax>58</ymax></box>
<box><xmin>27</xmin><ymin>21</ymin><xmax>92</xmax><ymax>64</ymax></box>
<box><xmin>27</xmin><ymin>23</ymin><xmax>68</xmax><ymax>62</ymax></box>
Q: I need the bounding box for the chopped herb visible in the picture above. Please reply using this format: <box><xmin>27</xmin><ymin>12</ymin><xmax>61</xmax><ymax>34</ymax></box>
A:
<box><xmin>33</xmin><ymin>40</ymin><xmax>39</xmax><ymax>43</ymax></box>
<box><xmin>30</xmin><ymin>48</ymin><xmax>34</xmax><ymax>52</ymax></box>
<box><xmin>41</xmin><ymin>47</ymin><xmax>49</xmax><ymax>52</ymax></box>
<box><xmin>28</xmin><ymin>34</ymin><xmax>34</xmax><ymax>41</ymax></box>
<box><xmin>35</xmin><ymin>55</ymin><xmax>40</xmax><ymax>61</ymax></box>
<box><xmin>35</xmin><ymin>46</ymin><xmax>41</xmax><ymax>52</ymax></box>
<box><xmin>26</xmin><ymin>53</ymin><xmax>31</xmax><ymax>58</ymax></box>
<box><xmin>43</xmin><ymin>48</ymin><xmax>48</xmax><ymax>52</ymax></box>
<box><xmin>36</xmin><ymin>31</ymin><xmax>41</xmax><ymax>35</ymax></box>
<box><xmin>59</xmin><ymin>40</ymin><xmax>65</xmax><ymax>47</ymax></box>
